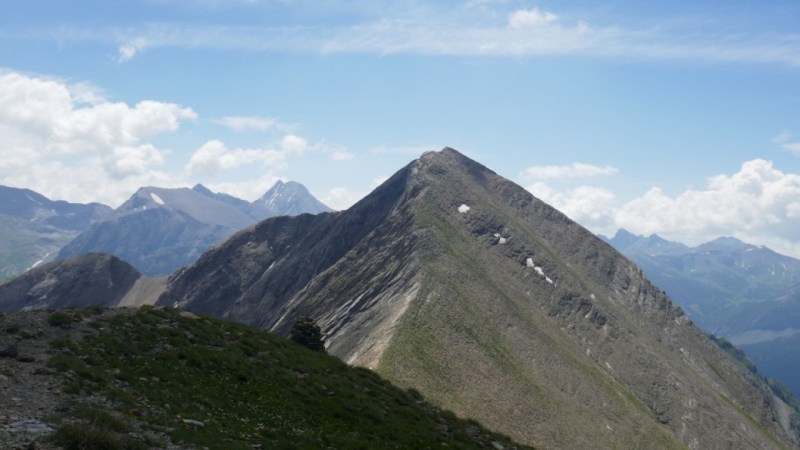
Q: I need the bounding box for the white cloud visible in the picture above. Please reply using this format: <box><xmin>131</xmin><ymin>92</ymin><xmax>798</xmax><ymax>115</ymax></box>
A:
<box><xmin>280</xmin><ymin>134</ymin><xmax>308</xmax><ymax>155</ymax></box>
<box><xmin>217</xmin><ymin>116</ymin><xmax>284</xmax><ymax>132</ymax></box>
<box><xmin>322</xmin><ymin>187</ymin><xmax>364</xmax><ymax>211</ymax></box>
<box><xmin>41</xmin><ymin>5</ymin><xmax>800</xmax><ymax>68</ymax></box>
<box><xmin>117</xmin><ymin>38</ymin><xmax>147</xmax><ymax>63</ymax></box>
<box><xmin>528</xmin><ymin>182</ymin><xmax>617</xmax><ymax>231</ymax></box>
<box><xmin>508</xmin><ymin>8</ymin><xmax>558</xmax><ymax>29</ymax></box>
<box><xmin>331</xmin><ymin>151</ymin><xmax>355</xmax><ymax>160</ymax></box>
<box><xmin>185</xmin><ymin>139</ymin><xmax>287</xmax><ymax>175</ymax></box>
<box><xmin>772</xmin><ymin>130</ymin><xmax>800</xmax><ymax>153</ymax></box>
<box><xmin>321</xmin><ymin>175</ymin><xmax>389</xmax><ymax>211</ymax></box>
<box><xmin>0</xmin><ymin>69</ymin><xmax>195</xmax><ymax>206</ymax></box>
<box><xmin>522</xmin><ymin>162</ymin><xmax>619</xmax><ymax>180</ymax></box>
<box><xmin>783</xmin><ymin>143</ymin><xmax>800</xmax><ymax>154</ymax></box>
<box><xmin>528</xmin><ymin>159</ymin><xmax>800</xmax><ymax>257</ymax></box>
<box><xmin>206</xmin><ymin>173</ymin><xmax>283</xmax><ymax>202</ymax></box>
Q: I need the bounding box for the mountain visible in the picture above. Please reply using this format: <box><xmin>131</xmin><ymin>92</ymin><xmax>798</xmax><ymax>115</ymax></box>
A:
<box><xmin>157</xmin><ymin>148</ymin><xmax>799</xmax><ymax>449</ymax></box>
<box><xmin>0</xmin><ymin>253</ymin><xmax>163</xmax><ymax>312</ymax></box>
<box><xmin>603</xmin><ymin>228</ymin><xmax>800</xmax><ymax>397</ymax></box>
<box><xmin>249</xmin><ymin>180</ymin><xmax>333</xmax><ymax>218</ymax></box>
<box><xmin>0</xmin><ymin>306</ymin><xmax>526</xmax><ymax>449</ymax></box>
<box><xmin>0</xmin><ymin>186</ymin><xmax>111</xmax><ymax>280</ymax></box>
<box><xmin>57</xmin><ymin>182</ymin><xmax>331</xmax><ymax>277</ymax></box>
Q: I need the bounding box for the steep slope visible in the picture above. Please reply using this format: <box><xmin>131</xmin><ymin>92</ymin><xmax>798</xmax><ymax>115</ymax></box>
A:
<box><xmin>159</xmin><ymin>148</ymin><xmax>799</xmax><ymax>449</ymax></box>
<box><xmin>0</xmin><ymin>253</ymin><xmax>148</xmax><ymax>312</ymax></box>
<box><xmin>0</xmin><ymin>186</ymin><xmax>111</xmax><ymax>280</ymax></box>
<box><xmin>604</xmin><ymin>229</ymin><xmax>800</xmax><ymax>397</ymax></box>
<box><xmin>58</xmin><ymin>183</ymin><xmax>331</xmax><ymax>277</ymax></box>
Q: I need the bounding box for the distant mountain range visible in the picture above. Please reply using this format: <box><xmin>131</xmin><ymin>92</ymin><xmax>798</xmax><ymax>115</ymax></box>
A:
<box><xmin>0</xmin><ymin>186</ymin><xmax>111</xmax><ymax>280</ymax></box>
<box><xmin>1</xmin><ymin>149</ymin><xmax>797</xmax><ymax>448</ymax></box>
<box><xmin>602</xmin><ymin>229</ymin><xmax>800</xmax><ymax>397</ymax></box>
<box><xmin>57</xmin><ymin>182</ymin><xmax>332</xmax><ymax>277</ymax></box>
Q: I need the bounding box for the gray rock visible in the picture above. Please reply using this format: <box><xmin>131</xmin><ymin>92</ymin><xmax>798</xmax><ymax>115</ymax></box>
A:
<box><xmin>6</xmin><ymin>419</ymin><xmax>54</xmax><ymax>434</ymax></box>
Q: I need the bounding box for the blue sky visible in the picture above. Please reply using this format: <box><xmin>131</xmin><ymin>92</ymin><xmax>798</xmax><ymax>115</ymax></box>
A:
<box><xmin>3</xmin><ymin>0</ymin><xmax>800</xmax><ymax>255</ymax></box>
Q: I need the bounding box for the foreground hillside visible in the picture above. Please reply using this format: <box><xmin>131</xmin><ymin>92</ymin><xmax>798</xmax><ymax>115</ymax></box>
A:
<box><xmin>0</xmin><ymin>306</ymin><xmax>525</xmax><ymax>449</ymax></box>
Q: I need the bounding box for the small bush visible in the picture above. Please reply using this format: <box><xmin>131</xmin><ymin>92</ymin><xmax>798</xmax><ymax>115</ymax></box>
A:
<box><xmin>48</xmin><ymin>312</ymin><xmax>74</xmax><ymax>327</ymax></box>
<box><xmin>48</xmin><ymin>423</ymin><xmax>145</xmax><ymax>450</ymax></box>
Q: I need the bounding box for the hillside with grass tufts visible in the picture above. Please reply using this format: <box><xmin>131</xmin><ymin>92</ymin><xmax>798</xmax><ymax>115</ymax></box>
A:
<box><xmin>0</xmin><ymin>306</ymin><xmax>525</xmax><ymax>449</ymax></box>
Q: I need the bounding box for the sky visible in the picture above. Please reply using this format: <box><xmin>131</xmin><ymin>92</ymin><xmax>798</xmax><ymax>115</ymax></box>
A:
<box><xmin>2</xmin><ymin>0</ymin><xmax>800</xmax><ymax>255</ymax></box>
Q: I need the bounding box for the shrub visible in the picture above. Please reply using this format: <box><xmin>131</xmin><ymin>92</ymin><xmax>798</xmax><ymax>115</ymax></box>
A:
<box><xmin>47</xmin><ymin>311</ymin><xmax>74</xmax><ymax>327</ymax></box>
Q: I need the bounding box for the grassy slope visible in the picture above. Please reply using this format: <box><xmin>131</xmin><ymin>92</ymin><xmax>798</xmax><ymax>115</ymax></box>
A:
<box><xmin>43</xmin><ymin>307</ymin><xmax>527</xmax><ymax>450</ymax></box>
<box><xmin>377</xmin><ymin>198</ymin><xmax>684</xmax><ymax>449</ymax></box>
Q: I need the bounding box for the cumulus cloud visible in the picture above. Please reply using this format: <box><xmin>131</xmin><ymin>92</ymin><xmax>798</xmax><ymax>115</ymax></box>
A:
<box><xmin>522</xmin><ymin>162</ymin><xmax>619</xmax><ymax>179</ymax></box>
<box><xmin>0</xmin><ymin>69</ymin><xmax>196</xmax><ymax>206</ymax></box>
<box><xmin>528</xmin><ymin>159</ymin><xmax>800</xmax><ymax>257</ymax></box>
<box><xmin>185</xmin><ymin>140</ymin><xmax>284</xmax><ymax>175</ymax></box>
<box><xmin>185</xmin><ymin>133</ymin><xmax>307</xmax><ymax>177</ymax></box>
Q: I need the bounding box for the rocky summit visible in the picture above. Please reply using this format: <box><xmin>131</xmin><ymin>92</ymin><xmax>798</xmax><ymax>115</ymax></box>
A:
<box><xmin>158</xmin><ymin>148</ymin><xmax>800</xmax><ymax>449</ymax></box>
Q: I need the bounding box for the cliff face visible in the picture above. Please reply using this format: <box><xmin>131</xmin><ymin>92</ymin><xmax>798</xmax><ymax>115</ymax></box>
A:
<box><xmin>157</xmin><ymin>148</ymin><xmax>797</xmax><ymax>449</ymax></box>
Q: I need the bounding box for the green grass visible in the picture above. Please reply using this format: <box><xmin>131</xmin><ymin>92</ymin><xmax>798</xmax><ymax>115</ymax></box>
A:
<box><xmin>47</xmin><ymin>307</ymin><xmax>526</xmax><ymax>449</ymax></box>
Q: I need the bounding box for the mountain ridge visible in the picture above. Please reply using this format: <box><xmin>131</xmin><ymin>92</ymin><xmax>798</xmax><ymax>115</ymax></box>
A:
<box><xmin>56</xmin><ymin>181</ymin><xmax>331</xmax><ymax>277</ymax></box>
<box><xmin>0</xmin><ymin>186</ymin><xmax>111</xmax><ymax>280</ymax></box>
<box><xmin>157</xmin><ymin>147</ymin><xmax>800</xmax><ymax>449</ymax></box>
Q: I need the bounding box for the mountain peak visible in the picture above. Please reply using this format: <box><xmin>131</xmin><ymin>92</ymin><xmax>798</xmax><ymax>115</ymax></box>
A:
<box><xmin>157</xmin><ymin>146</ymin><xmax>796</xmax><ymax>448</ymax></box>
<box><xmin>252</xmin><ymin>180</ymin><xmax>332</xmax><ymax>217</ymax></box>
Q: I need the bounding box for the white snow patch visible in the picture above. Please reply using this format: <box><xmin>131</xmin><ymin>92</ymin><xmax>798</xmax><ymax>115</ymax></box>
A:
<box><xmin>150</xmin><ymin>192</ymin><xmax>166</xmax><ymax>205</ymax></box>
<box><xmin>527</xmin><ymin>260</ymin><xmax>555</xmax><ymax>284</ymax></box>
<box><xmin>458</xmin><ymin>204</ymin><xmax>470</xmax><ymax>213</ymax></box>
<box><xmin>28</xmin><ymin>253</ymin><xmax>51</xmax><ymax>270</ymax></box>
<box><xmin>493</xmin><ymin>233</ymin><xmax>507</xmax><ymax>244</ymax></box>
<box><xmin>25</xmin><ymin>194</ymin><xmax>41</xmax><ymax>204</ymax></box>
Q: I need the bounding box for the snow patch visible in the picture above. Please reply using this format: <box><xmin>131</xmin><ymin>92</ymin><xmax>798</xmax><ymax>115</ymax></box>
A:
<box><xmin>28</xmin><ymin>253</ymin><xmax>51</xmax><ymax>270</ymax></box>
<box><xmin>528</xmin><ymin>260</ymin><xmax>554</xmax><ymax>284</ymax></box>
<box><xmin>458</xmin><ymin>204</ymin><xmax>470</xmax><ymax>213</ymax></box>
<box><xmin>493</xmin><ymin>233</ymin><xmax>507</xmax><ymax>244</ymax></box>
<box><xmin>150</xmin><ymin>192</ymin><xmax>166</xmax><ymax>205</ymax></box>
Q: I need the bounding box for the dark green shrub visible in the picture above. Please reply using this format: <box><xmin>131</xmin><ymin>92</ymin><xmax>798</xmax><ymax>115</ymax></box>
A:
<box><xmin>48</xmin><ymin>423</ymin><xmax>145</xmax><ymax>450</ymax></box>
<box><xmin>47</xmin><ymin>311</ymin><xmax>74</xmax><ymax>327</ymax></box>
